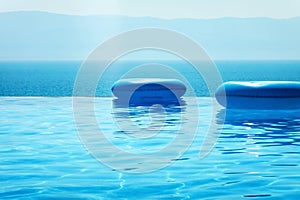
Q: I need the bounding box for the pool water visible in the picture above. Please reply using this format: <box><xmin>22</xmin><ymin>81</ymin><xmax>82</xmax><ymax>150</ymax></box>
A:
<box><xmin>1</xmin><ymin>97</ymin><xmax>300</xmax><ymax>199</ymax></box>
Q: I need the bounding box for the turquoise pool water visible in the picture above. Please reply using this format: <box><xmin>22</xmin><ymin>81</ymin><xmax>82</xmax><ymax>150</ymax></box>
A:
<box><xmin>1</xmin><ymin>97</ymin><xmax>300</xmax><ymax>199</ymax></box>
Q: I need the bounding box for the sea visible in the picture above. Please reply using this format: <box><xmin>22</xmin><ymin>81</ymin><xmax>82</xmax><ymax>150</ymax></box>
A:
<box><xmin>1</xmin><ymin>60</ymin><xmax>300</xmax><ymax>199</ymax></box>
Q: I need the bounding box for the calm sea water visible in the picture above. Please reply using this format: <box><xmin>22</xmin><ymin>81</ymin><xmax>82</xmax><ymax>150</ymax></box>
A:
<box><xmin>0</xmin><ymin>60</ymin><xmax>300</xmax><ymax>96</ymax></box>
<box><xmin>1</xmin><ymin>61</ymin><xmax>300</xmax><ymax>199</ymax></box>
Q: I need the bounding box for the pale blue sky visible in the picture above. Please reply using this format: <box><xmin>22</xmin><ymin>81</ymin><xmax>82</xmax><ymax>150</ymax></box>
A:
<box><xmin>0</xmin><ymin>0</ymin><xmax>299</xmax><ymax>19</ymax></box>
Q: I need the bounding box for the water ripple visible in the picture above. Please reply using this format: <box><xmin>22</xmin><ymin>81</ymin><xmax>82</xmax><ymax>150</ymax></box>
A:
<box><xmin>1</xmin><ymin>97</ymin><xmax>300</xmax><ymax>199</ymax></box>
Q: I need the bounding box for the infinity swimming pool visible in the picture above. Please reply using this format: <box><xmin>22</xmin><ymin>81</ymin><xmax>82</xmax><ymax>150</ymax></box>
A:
<box><xmin>1</xmin><ymin>97</ymin><xmax>300</xmax><ymax>199</ymax></box>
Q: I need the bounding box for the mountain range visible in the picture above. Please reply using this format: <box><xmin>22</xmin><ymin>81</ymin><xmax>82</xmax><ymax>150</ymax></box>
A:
<box><xmin>0</xmin><ymin>11</ymin><xmax>299</xmax><ymax>60</ymax></box>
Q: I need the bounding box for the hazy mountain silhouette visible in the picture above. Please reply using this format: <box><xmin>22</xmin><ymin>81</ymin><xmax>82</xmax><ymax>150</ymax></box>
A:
<box><xmin>0</xmin><ymin>11</ymin><xmax>299</xmax><ymax>60</ymax></box>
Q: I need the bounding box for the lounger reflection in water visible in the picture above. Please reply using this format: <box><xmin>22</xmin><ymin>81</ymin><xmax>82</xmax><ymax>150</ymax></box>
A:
<box><xmin>111</xmin><ymin>78</ymin><xmax>187</xmax><ymax>137</ymax></box>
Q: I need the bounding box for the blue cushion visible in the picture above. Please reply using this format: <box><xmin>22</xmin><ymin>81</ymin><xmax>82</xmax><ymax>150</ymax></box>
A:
<box><xmin>216</xmin><ymin>81</ymin><xmax>300</xmax><ymax>110</ymax></box>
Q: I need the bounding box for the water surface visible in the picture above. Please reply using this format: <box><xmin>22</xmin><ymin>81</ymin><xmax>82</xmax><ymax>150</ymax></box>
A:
<box><xmin>1</xmin><ymin>97</ymin><xmax>300</xmax><ymax>199</ymax></box>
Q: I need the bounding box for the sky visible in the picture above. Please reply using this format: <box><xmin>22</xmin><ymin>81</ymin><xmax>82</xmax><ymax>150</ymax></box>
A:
<box><xmin>0</xmin><ymin>0</ymin><xmax>299</xmax><ymax>60</ymax></box>
<box><xmin>0</xmin><ymin>0</ymin><xmax>300</xmax><ymax>19</ymax></box>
